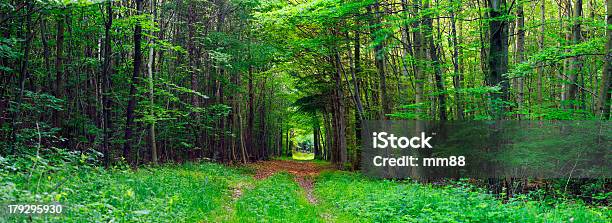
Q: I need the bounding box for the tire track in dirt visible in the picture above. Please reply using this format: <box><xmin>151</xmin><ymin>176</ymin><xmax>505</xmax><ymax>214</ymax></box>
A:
<box><xmin>250</xmin><ymin>160</ymin><xmax>332</xmax><ymax>204</ymax></box>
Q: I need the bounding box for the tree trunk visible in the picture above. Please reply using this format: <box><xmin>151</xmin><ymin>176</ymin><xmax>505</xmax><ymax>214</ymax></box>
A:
<box><xmin>323</xmin><ymin>110</ymin><xmax>331</xmax><ymax>161</ymax></box>
<box><xmin>54</xmin><ymin>13</ymin><xmax>65</xmax><ymax>128</ymax></box>
<box><xmin>238</xmin><ymin>91</ymin><xmax>248</xmax><ymax>163</ymax></box>
<box><xmin>187</xmin><ymin>0</ymin><xmax>202</xmax><ymax>153</ymax></box>
<box><xmin>352</xmin><ymin>31</ymin><xmax>365</xmax><ymax>120</ymax></box>
<box><xmin>370</xmin><ymin>3</ymin><xmax>390</xmax><ymax>119</ymax></box>
<box><xmin>478</xmin><ymin>0</ymin><xmax>490</xmax><ymax>76</ymax></box>
<box><xmin>286</xmin><ymin>128</ymin><xmax>290</xmax><ymax>157</ymax></box>
<box><xmin>487</xmin><ymin>0</ymin><xmax>510</xmax><ymax>119</ymax></box>
<box><xmin>565</xmin><ymin>0</ymin><xmax>583</xmax><ymax>108</ymax></box>
<box><xmin>450</xmin><ymin>6</ymin><xmax>464</xmax><ymax>120</ymax></box>
<box><xmin>314</xmin><ymin>121</ymin><xmax>321</xmax><ymax>159</ymax></box>
<box><xmin>147</xmin><ymin>0</ymin><xmax>158</xmax><ymax>164</ymax></box>
<box><xmin>147</xmin><ymin>45</ymin><xmax>158</xmax><ymax>164</ymax></box>
<box><xmin>16</xmin><ymin>1</ymin><xmax>32</xmax><ymax>109</ymax></box>
<box><xmin>333</xmin><ymin>52</ymin><xmax>348</xmax><ymax>166</ymax></box>
<box><xmin>598</xmin><ymin>0</ymin><xmax>611</xmax><ymax>119</ymax></box>
<box><xmin>424</xmin><ymin>0</ymin><xmax>446</xmax><ymax>120</ymax></box>
<box><xmin>537</xmin><ymin>0</ymin><xmax>545</xmax><ymax>105</ymax></box>
<box><xmin>515</xmin><ymin>0</ymin><xmax>525</xmax><ymax>119</ymax></box>
<box><xmin>216</xmin><ymin>0</ymin><xmax>228</xmax><ymax>161</ymax></box>
<box><xmin>247</xmin><ymin>65</ymin><xmax>255</xmax><ymax>160</ymax></box>
<box><xmin>101</xmin><ymin>0</ymin><xmax>113</xmax><ymax>166</ymax></box>
<box><xmin>259</xmin><ymin>78</ymin><xmax>267</xmax><ymax>160</ymax></box>
<box><xmin>40</xmin><ymin>17</ymin><xmax>52</xmax><ymax>93</ymax></box>
<box><xmin>124</xmin><ymin>0</ymin><xmax>144</xmax><ymax>163</ymax></box>
<box><xmin>412</xmin><ymin>0</ymin><xmax>425</xmax><ymax>119</ymax></box>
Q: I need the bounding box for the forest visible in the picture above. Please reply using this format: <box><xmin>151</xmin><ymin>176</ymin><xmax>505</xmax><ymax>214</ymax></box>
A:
<box><xmin>0</xmin><ymin>0</ymin><xmax>610</xmax><ymax>222</ymax></box>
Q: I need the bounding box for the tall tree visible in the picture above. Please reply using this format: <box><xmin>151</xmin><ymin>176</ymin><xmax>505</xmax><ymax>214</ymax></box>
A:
<box><xmin>247</xmin><ymin>65</ymin><xmax>254</xmax><ymax>160</ymax></box>
<box><xmin>187</xmin><ymin>0</ymin><xmax>201</xmax><ymax>154</ymax></box>
<box><xmin>16</xmin><ymin>1</ymin><xmax>32</xmax><ymax>103</ymax></box>
<box><xmin>487</xmin><ymin>0</ymin><xmax>510</xmax><ymax>119</ymax></box>
<box><xmin>450</xmin><ymin>1</ymin><xmax>464</xmax><ymax>120</ymax></box>
<box><xmin>54</xmin><ymin>13</ymin><xmax>65</xmax><ymax>128</ymax></box>
<box><xmin>333</xmin><ymin>50</ymin><xmax>348</xmax><ymax>165</ymax></box>
<box><xmin>423</xmin><ymin>0</ymin><xmax>447</xmax><ymax>120</ymax></box>
<box><xmin>101</xmin><ymin>0</ymin><xmax>113</xmax><ymax>165</ymax></box>
<box><xmin>124</xmin><ymin>0</ymin><xmax>144</xmax><ymax>163</ymax></box>
<box><xmin>565</xmin><ymin>0</ymin><xmax>583</xmax><ymax>107</ymax></box>
<box><xmin>351</xmin><ymin>30</ymin><xmax>364</xmax><ymax>120</ymax></box>
<box><xmin>370</xmin><ymin>2</ymin><xmax>391</xmax><ymax>118</ymax></box>
<box><xmin>515</xmin><ymin>0</ymin><xmax>525</xmax><ymax>118</ymax></box>
<box><xmin>598</xmin><ymin>0</ymin><xmax>611</xmax><ymax>118</ymax></box>
<box><xmin>147</xmin><ymin>0</ymin><xmax>158</xmax><ymax>164</ymax></box>
<box><xmin>537</xmin><ymin>0</ymin><xmax>545</xmax><ymax>105</ymax></box>
<box><xmin>412</xmin><ymin>0</ymin><xmax>426</xmax><ymax>119</ymax></box>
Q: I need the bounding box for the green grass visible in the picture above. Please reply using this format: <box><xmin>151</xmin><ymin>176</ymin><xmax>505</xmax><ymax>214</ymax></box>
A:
<box><xmin>234</xmin><ymin>173</ymin><xmax>323</xmax><ymax>222</ymax></box>
<box><xmin>1</xmin><ymin>162</ymin><xmax>251</xmax><ymax>222</ymax></box>
<box><xmin>314</xmin><ymin>171</ymin><xmax>611</xmax><ymax>223</ymax></box>
<box><xmin>2</xmin><ymin>160</ymin><xmax>609</xmax><ymax>222</ymax></box>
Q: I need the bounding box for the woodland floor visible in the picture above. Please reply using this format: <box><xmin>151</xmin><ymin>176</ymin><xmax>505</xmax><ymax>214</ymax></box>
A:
<box><xmin>209</xmin><ymin>159</ymin><xmax>336</xmax><ymax>222</ymax></box>
<box><xmin>4</xmin><ymin>159</ymin><xmax>609</xmax><ymax>222</ymax></box>
<box><xmin>250</xmin><ymin>160</ymin><xmax>333</xmax><ymax>204</ymax></box>
<box><xmin>211</xmin><ymin>159</ymin><xmax>610</xmax><ymax>222</ymax></box>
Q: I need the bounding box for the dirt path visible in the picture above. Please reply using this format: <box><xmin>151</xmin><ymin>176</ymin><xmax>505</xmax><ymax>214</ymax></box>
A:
<box><xmin>250</xmin><ymin>160</ymin><xmax>332</xmax><ymax>204</ymax></box>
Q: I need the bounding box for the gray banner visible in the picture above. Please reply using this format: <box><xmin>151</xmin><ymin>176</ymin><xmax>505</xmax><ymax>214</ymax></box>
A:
<box><xmin>361</xmin><ymin>121</ymin><xmax>611</xmax><ymax>179</ymax></box>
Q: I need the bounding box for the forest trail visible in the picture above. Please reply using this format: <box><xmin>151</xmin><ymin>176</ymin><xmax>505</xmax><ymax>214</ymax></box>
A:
<box><xmin>250</xmin><ymin>160</ymin><xmax>332</xmax><ymax>203</ymax></box>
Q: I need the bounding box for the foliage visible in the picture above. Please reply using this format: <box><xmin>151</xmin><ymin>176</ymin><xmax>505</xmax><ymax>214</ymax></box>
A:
<box><xmin>315</xmin><ymin>171</ymin><xmax>611</xmax><ymax>222</ymax></box>
<box><xmin>0</xmin><ymin>158</ymin><xmax>249</xmax><ymax>222</ymax></box>
<box><xmin>0</xmin><ymin>0</ymin><xmax>609</xmax><ymax>221</ymax></box>
<box><xmin>235</xmin><ymin>173</ymin><xmax>322</xmax><ymax>222</ymax></box>
<box><xmin>1</xmin><ymin>155</ymin><xmax>609</xmax><ymax>222</ymax></box>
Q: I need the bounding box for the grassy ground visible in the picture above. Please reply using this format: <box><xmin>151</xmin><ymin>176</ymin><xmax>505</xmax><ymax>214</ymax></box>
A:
<box><xmin>2</xmin><ymin>162</ymin><xmax>252</xmax><ymax>222</ymax></box>
<box><xmin>2</xmin><ymin>160</ymin><xmax>609</xmax><ymax>222</ymax></box>
<box><xmin>314</xmin><ymin>171</ymin><xmax>611</xmax><ymax>223</ymax></box>
<box><xmin>234</xmin><ymin>173</ymin><xmax>323</xmax><ymax>222</ymax></box>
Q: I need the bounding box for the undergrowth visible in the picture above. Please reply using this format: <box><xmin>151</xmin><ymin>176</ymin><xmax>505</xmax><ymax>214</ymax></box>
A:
<box><xmin>0</xmin><ymin>152</ymin><xmax>249</xmax><ymax>222</ymax></box>
<box><xmin>314</xmin><ymin>171</ymin><xmax>611</xmax><ymax>223</ymax></box>
<box><xmin>234</xmin><ymin>173</ymin><xmax>322</xmax><ymax>222</ymax></box>
<box><xmin>2</xmin><ymin>153</ymin><xmax>609</xmax><ymax>223</ymax></box>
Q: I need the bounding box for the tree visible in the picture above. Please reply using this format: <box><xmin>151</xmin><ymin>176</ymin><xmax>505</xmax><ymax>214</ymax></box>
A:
<box><xmin>598</xmin><ymin>0</ymin><xmax>611</xmax><ymax>119</ymax></box>
<box><xmin>450</xmin><ymin>0</ymin><xmax>464</xmax><ymax>120</ymax></box>
<box><xmin>487</xmin><ymin>0</ymin><xmax>510</xmax><ymax>119</ymax></box>
<box><xmin>515</xmin><ymin>0</ymin><xmax>525</xmax><ymax>118</ymax></box>
<box><xmin>124</xmin><ymin>0</ymin><xmax>144</xmax><ymax>163</ymax></box>
<box><xmin>101</xmin><ymin>0</ymin><xmax>113</xmax><ymax>165</ymax></box>
<box><xmin>423</xmin><ymin>0</ymin><xmax>446</xmax><ymax>120</ymax></box>
<box><xmin>247</xmin><ymin>65</ymin><xmax>254</xmax><ymax>160</ymax></box>
<box><xmin>333</xmin><ymin>51</ymin><xmax>348</xmax><ymax>165</ymax></box>
<box><xmin>371</xmin><ymin>1</ymin><xmax>391</xmax><ymax>118</ymax></box>
<box><xmin>412</xmin><ymin>0</ymin><xmax>426</xmax><ymax>119</ymax></box>
<box><xmin>147</xmin><ymin>0</ymin><xmax>158</xmax><ymax>164</ymax></box>
<box><xmin>565</xmin><ymin>0</ymin><xmax>583</xmax><ymax>108</ymax></box>
<box><xmin>54</xmin><ymin>12</ymin><xmax>65</xmax><ymax>128</ymax></box>
<box><xmin>537</xmin><ymin>0</ymin><xmax>545</xmax><ymax>105</ymax></box>
<box><xmin>1</xmin><ymin>0</ymin><xmax>609</xmax><ymax>168</ymax></box>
